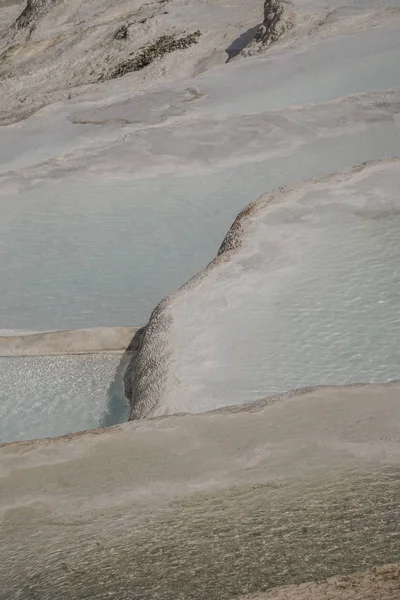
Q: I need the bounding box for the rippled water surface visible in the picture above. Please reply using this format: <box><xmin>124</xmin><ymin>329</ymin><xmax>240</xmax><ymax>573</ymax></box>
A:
<box><xmin>0</xmin><ymin>354</ymin><xmax>129</xmax><ymax>443</ymax></box>
<box><xmin>1</xmin><ymin>25</ymin><xmax>400</xmax><ymax>441</ymax></box>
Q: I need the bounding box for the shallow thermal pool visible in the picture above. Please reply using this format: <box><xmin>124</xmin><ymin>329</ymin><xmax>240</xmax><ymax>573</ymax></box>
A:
<box><xmin>1</xmin><ymin>26</ymin><xmax>400</xmax><ymax>330</ymax></box>
<box><xmin>211</xmin><ymin>212</ymin><xmax>400</xmax><ymax>406</ymax></box>
<box><xmin>0</xmin><ymin>353</ymin><xmax>129</xmax><ymax>443</ymax></box>
<box><xmin>1</xmin><ymin>122</ymin><xmax>400</xmax><ymax>331</ymax></box>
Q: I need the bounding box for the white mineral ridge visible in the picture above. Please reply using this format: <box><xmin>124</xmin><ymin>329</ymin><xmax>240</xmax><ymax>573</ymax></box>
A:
<box><xmin>128</xmin><ymin>159</ymin><xmax>400</xmax><ymax>418</ymax></box>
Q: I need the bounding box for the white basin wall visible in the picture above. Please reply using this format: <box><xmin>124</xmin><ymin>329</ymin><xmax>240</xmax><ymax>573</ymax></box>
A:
<box><xmin>128</xmin><ymin>159</ymin><xmax>400</xmax><ymax>418</ymax></box>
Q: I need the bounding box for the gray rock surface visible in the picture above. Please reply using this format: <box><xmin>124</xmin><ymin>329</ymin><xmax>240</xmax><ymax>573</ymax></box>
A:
<box><xmin>2</xmin><ymin>0</ymin><xmax>399</xmax><ymax>125</ymax></box>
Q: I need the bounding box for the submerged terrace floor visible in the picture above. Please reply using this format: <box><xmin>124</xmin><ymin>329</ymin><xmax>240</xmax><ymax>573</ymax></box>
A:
<box><xmin>0</xmin><ymin>328</ymin><xmax>135</xmax><ymax>443</ymax></box>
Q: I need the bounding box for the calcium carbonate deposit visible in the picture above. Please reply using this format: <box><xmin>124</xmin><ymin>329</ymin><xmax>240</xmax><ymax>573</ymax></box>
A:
<box><xmin>125</xmin><ymin>160</ymin><xmax>400</xmax><ymax>418</ymax></box>
<box><xmin>2</xmin><ymin>2</ymin><xmax>400</xmax><ymax>600</ymax></box>
<box><xmin>0</xmin><ymin>0</ymin><xmax>400</xmax><ymax>441</ymax></box>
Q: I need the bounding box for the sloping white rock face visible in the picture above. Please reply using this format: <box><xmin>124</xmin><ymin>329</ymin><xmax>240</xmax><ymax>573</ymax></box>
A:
<box><xmin>127</xmin><ymin>159</ymin><xmax>400</xmax><ymax>418</ymax></box>
<box><xmin>0</xmin><ymin>0</ymin><xmax>263</xmax><ymax>125</ymax></box>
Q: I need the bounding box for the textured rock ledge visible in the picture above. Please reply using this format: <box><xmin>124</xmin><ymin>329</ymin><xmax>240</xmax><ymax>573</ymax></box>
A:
<box><xmin>0</xmin><ymin>326</ymin><xmax>137</xmax><ymax>356</ymax></box>
<box><xmin>1</xmin><ymin>381</ymin><xmax>400</xmax><ymax>599</ymax></box>
<box><xmin>124</xmin><ymin>158</ymin><xmax>400</xmax><ymax>420</ymax></box>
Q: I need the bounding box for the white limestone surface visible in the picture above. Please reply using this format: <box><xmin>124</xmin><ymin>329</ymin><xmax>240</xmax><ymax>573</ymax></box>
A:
<box><xmin>127</xmin><ymin>159</ymin><xmax>400</xmax><ymax>418</ymax></box>
<box><xmin>0</xmin><ymin>326</ymin><xmax>136</xmax><ymax>356</ymax></box>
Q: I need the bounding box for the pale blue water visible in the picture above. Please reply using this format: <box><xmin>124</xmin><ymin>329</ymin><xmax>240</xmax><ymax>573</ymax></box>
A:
<box><xmin>1</xmin><ymin>123</ymin><xmax>399</xmax><ymax>330</ymax></box>
<box><xmin>1</xmin><ymin>26</ymin><xmax>400</xmax><ymax>330</ymax></box>
<box><xmin>0</xmin><ymin>353</ymin><xmax>129</xmax><ymax>443</ymax></box>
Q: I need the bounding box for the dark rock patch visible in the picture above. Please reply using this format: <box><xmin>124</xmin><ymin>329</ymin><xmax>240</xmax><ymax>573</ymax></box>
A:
<box><xmin>114</xmin><ymin>23</ymin><xmax>129</xmax><ymax>41</ymax></box>
<box><xmin>15</xmin><ymin>0</ymin><xmax>63</xmax><ymax>29</ymax></box>
<box><xmin>101</xmin><ymin>30</ymin><xmax>201</xmax><ymax>81</ymax></box>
